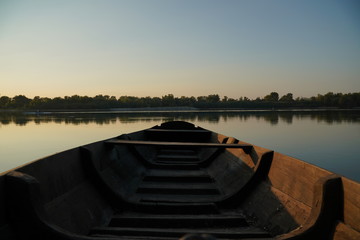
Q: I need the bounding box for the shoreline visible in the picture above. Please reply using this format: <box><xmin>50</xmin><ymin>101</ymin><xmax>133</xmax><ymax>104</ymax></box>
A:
<box><xmin>1</xmin><ymin>107</ymin><xmax>360</xmax><ymax>114</ymax></box>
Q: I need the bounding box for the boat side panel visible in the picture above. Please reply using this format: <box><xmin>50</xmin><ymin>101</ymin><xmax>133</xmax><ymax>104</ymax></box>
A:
<box><xmin>101</xmin><ymin>144</ymin><xmax>146</xmax><ymax>200</ymax></box>
<box><xmin>0</xmin><ymin>176</ymin><xmax>6</xmax><ymax>225</ymax></box>
<box><xmin>8</xmin><ymin>141</ymin><xmax>115</xmax><ymax>235</ymax></box>
<box><xmin>238</xmin><ymin>146</ymin><xmax>332</xmax><ymax>236</ymax></box>
<box><xmin>15</xmin><ymin>148</ymin><xmax>87</xmax><ymax>204</ymax></box>
<box><xmin>240</xmin><ymin>181</ymin><xmax>309</xmax><ymax>236</ymax></box>
<box><xmin>268</xmin><ymin>152</ymin><xmax>332</xmax><ymax>207</ymax></box>
<box><xmin>207</xmin><ymin>147</ymin><xmax>254</xmax><ymax>196</ymax></box>
<box><xmin>342</xmin><ymin>177</ymin><xmax>360</xmax><ymax>233</ymax></box>
<box><xmin>43</xmin><ymin>180</ymin><xmax>113</xmax><ymax>235</ymax></box>
<box><xmin>230</xmin><ymin>144</ymin><xmax>307</xmax><ymax>235</ymax></box>
<box><xmin>0</xmin><ymin>176</ymin><xmax>16</xmax><ymax>240</ymax></box>
<box><xmin>332</xmin><ymin>222</ymin><xmax>360</xmax><ymax>240</ymax></box>
<box><xmin>123</xmin><ymin>131</ymin><xmax>158</xmax><ymax>164</ymax></box>
<box><xmin>206</xmin><ymin>134</ymin><xmax>273</xmax><ymax>199</ymax></box>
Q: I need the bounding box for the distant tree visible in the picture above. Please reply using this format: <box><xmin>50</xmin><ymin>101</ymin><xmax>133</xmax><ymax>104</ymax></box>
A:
<box><xmin>206</xmin><ymin>94</ymin><xmax>220</xmax><ymax>103</ymax></box>
<box><xmin>162</xmin><ymin>94</ymin><xmax>175</xmax><ymax>106</ymax></box>
<box><xmin>324</xmin><ymin>92</ymin><xmax>335</xmax><ymax>106</ymax></box>
<box><xmin>0</xmin><ymin>96</ymin><xmax>11</xmax><ymax>108</ymax></box>
<box><xmin>151</xmin><ymin>97</ymin><xmax>162</xmax><ymax>107</ymax></box>
<box><xmin>264</xmin><ymin>92</ymin><xmax>279</xmax><ymax>102</ymax></box>
<box><xmin>179</xmin><ymin>96</ymin><xmax>196</xmax><ymax>106</ymax></box>
<box><xmin>11</xmin><ymin>95</ymin><xmax>31</xmax><ymax>108</ymax></box>
<box><xmin>279</xmin><ymin>93</ymin><xmax>294</xmax><ymax>102</ymax></box>
<box><xmin>52</xmin><ymin>97</ymin><xmax>65</xmax><ymax>109</ymax></box>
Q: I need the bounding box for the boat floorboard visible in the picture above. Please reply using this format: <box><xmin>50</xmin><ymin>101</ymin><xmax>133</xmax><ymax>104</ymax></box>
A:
<box><xmin>139</xmin><ymin>194</ymin><xmax>221</xmax><ymax>203</ymax></box>
<box><xmin>90</xmin><ymin>227</ymin><xmax>272</xmax><ymax>238</ymax></box>
<box><xmin>109</xmin><ymin>214</ymin><xmax>248</xmax><ymax>228</ymax></box>
<box><xmin>145</xmin><ymin>169</ymin><xmax>211</xmax><ymax>178</ymax></box>
<box><xmin>91</xmin><ymin>236</ymin><xmax>273</xmax><ymax>240</ymax></box>
<box><xmin>129</xmin><ymin>203</ymin><xmax>220</xmax><ymax>214</ymax></box>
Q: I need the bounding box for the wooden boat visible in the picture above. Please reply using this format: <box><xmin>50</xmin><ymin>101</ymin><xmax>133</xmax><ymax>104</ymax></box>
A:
<box><xmin>0</xmin><ymin>121</ymin><xmax>359</xmax><ymax>240</ymax></box>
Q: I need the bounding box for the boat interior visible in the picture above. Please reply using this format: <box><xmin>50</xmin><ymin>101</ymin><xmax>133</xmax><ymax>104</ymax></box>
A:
<box><xmin>0</xmin><ymin>121</ymin><xmax>359</xmax><ymax>240</ymax></box>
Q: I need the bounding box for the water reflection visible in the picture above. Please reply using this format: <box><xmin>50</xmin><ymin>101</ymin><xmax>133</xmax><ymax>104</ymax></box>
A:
<box><xmin>0</xmin><ymin>110</ymin><xmax>359</xmax><ymax>126</ymax></box>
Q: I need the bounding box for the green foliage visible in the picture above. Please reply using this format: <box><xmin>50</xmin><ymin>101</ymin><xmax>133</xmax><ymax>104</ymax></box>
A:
<box><xmin>0</xmin><ymin>92</ymin><xmax>359</xmax><ymax>110</ymax></box>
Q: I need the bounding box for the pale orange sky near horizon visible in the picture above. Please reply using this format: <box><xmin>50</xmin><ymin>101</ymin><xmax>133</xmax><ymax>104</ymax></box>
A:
<box><xmin>1</xmin><ymin>0</ymin><xmax>359</xmax><ymax>99</ymax></box>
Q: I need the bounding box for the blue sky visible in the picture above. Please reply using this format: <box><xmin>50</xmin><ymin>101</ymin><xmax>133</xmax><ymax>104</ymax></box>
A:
<box><xmin>1</xmin><ymin>0</ymin><xmax>359</xmax><ymax>99</ymax></box>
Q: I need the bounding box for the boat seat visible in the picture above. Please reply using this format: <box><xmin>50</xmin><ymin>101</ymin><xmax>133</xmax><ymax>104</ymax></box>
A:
<box><xmin>107</xmin><ymin>139</ymin><xmax>253</xmax><ymax>149</ymax></box>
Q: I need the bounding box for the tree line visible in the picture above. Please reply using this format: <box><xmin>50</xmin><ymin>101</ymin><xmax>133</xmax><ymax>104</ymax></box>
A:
<box><xmin>0</xmin><ymin>92</ymin><xmax>359</xmax><ymax>110</ymax></box>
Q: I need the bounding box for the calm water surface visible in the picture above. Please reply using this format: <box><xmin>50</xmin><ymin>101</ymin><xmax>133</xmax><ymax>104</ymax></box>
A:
<box><xmin>1</xmin><ymin>110</ymin><xmax>359</xmax><ymax>182</ymax></box>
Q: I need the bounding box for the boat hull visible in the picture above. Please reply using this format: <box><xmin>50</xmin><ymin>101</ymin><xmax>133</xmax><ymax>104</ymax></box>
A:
<box><xmin>0</xmin><ymin>121</ymin><xmax>359</xmax><ymax>240</ymax></box>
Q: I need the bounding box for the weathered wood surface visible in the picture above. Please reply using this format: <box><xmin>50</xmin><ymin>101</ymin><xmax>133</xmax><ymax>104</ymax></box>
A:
<box><xmin>109</xmin><ymin>214</ymin><xmax>248</xmax><ymax>228</ymax></box>
<box><xmin>342</xmin><ymin>177</ymin><xmax>360</xmax><ymax>233</ymax></box>
<box><xmin>276</xmin><ymin>174</ymin><xmax>342</xmax><ymax>239</ymax></box>
<box><xmin>268</xmin><ymin>152</ymin><xmax>332</xmax><ymax>208</ymax></box>
<box><xmin>332</xmin><ymin>222</ymin><xmax>360</xmax><ymax>240</ymax></box>
<box><xmin>90</xmin><ymin>226</ymin><xmax>271</xmax><ymax>239</ymax></box>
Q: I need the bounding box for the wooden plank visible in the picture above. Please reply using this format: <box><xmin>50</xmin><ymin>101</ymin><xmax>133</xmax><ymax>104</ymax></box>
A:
<box><xmin>109</xmin><ymin>215</ymin><xmax>248</xmax><ymax>228</ymax></box>
<box><xmin>91</xmin><ymin>227</ymin><xmax>271</xmax><ymax>238</ymax></box>
<box><xmin>107</xmin><ymin>140</ymin><xmax>252</xmax><ymax>149</ymax></box>
<box><xmin>146</xmin><ymin>169</ymin><xmax>209</xmax><ymax>178</ymax></box>
<box><xmin>143</xmin><ymin>175</ymin><xmax>214</xmax><ymax>183</ymax></box>
<box><xmin>150</xmin><ymin>164</ymin><xmax>200</xmax><ymax>171</ymax></box>
<box><xmin>218</xmin><ymin>151</ymin><xmax>274</xmax><ymax>207</ymax></box>
<box><xmin>136</xmin><ymin>182</ymin><xmax>220</xmax><ymax>195</ymax></box>
<box><xmin>139</xmin><ymin>194</ymin><xmax>220</xmax><ymax>203</ymax></box>
<box><xmin>138</xmin><ymin>182</ymin><xmax>217</xmax><ymax>189</ymax></box>
<box><xmin>156</xmin><ymin>154</ymin><xmax>199</xmax><ymax>160</ymax></box>
<box><xmin>268</xmin><ymin>152</ymin><xmax>331</xmax><ymax>207</ymax></box>
<box><xmin>342</xmin><ymin>177</ymin><xmax>360</xmax><ymax>233</ymax></box>
<box><xmin>131</xmin><ymin>202</ymin><xmax>219</xmax><ymax>214</ymax></box>
<box><xmin>158</xmin><ymin>149</ymin><xmax>197</xmax><ymax>155</ymax></box>
<box><xmin>333</xmin><ymin>222</ymin><xmax>360</xmax><ymax>240</ymax></box>
<box><xmin>277</xmin><ymin>174</ymin><xmax>342</xmax><ymax>240</ymax></box>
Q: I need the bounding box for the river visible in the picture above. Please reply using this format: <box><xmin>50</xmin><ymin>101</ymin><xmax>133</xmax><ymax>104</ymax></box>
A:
<box><xmin>0</xmin><ymin>110</ymin><xmax>359</xmax><ymax>182</ymax></box>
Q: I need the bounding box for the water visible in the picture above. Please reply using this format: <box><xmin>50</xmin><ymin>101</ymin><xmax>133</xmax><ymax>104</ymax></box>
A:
<box><xmin>1</xmin><ymin>110</ymin><xmax>359</xmax><ymax>182</ymax></box>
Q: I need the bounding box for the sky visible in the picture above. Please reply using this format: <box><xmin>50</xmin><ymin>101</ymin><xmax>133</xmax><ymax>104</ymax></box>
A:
<box><xmin>0</xmin><ymin>0</ymin><xmax>359</xmax><ymax>99</ymax></box>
